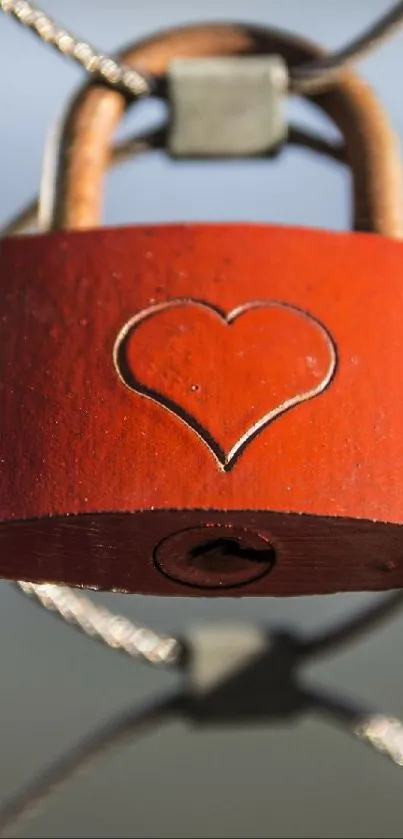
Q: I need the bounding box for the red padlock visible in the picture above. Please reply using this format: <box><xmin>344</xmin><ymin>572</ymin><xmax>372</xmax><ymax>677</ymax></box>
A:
<box><xmin>1</xmin><ymin>23</ymin><xmax>403</xmax><ymax>597</ymax></box>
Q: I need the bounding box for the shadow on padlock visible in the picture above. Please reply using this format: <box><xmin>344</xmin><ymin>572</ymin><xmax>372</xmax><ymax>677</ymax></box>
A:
<box><xmin>1</xmin><ymin>22</ymin><xmax>403</xmax><ymax>599</ymax></box>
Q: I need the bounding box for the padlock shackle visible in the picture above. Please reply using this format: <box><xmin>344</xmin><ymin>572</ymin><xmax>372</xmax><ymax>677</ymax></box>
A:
<box><xmin>50</xmin><ymin>22</ymin><xmax>403</xmax><ymax>237</ymax></box>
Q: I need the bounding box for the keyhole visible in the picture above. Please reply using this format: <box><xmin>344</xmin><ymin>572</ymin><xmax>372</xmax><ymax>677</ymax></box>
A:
<box><xmin>189</xmin><ymin>536</ymin><xmax>273</xmax><ymax>573</ymax></box>
<box><xmin>154</xmin><ymin>525</ymin><xmax>276</xmax><ymax>589</ymax></box>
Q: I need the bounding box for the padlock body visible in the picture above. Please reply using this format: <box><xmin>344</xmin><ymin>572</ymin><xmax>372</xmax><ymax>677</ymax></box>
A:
<box><xmin>1</xmin><ymin>223</ymin><xmax>403</xmax><ymax>595</ymax></box>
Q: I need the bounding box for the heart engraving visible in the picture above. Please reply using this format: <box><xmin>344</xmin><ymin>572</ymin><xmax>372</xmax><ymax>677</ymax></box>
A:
<box><xmin>114</xmin><ymin>299</ymin><xmax>337</xmax><ymax>470</ymax></box>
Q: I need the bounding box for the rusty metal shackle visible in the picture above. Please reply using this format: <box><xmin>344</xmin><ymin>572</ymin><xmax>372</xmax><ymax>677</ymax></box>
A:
<box><xmin>49</xmin><ymin>22</ymin><xmax>403</xmax><ymax>237</ymax></box>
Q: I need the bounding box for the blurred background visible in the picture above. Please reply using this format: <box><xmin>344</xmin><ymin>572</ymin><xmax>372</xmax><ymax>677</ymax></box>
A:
<box><xmin>1</xmin><ymin>2</ymin><xmax>403</xmax><ymax>837</ymax></box>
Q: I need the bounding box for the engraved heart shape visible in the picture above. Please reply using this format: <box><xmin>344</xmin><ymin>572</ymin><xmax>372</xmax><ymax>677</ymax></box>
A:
<box><xmin>114</xmin><ymin>299</ymin><xmax>337</xmax><ymax>470</ymax></box>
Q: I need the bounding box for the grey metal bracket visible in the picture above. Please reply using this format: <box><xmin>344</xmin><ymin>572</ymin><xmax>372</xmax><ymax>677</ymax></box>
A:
<box><xmin>168</xmin><ymin>56</ymin><xmax>288</xmax><ymax>157</ymax></box>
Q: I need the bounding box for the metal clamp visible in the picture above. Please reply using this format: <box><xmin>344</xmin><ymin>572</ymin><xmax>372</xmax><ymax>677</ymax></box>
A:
<box><xmin>168</xmin><ymin>56</ymin><xmax>288</xmax><ymax>157</ymax></box>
